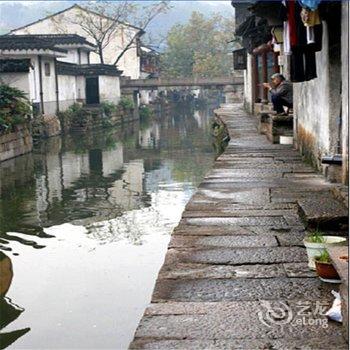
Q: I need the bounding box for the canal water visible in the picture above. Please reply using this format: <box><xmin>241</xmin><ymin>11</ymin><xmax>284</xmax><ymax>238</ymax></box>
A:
<box><xmin>0</xmin><ymin>103</ymin><xmax>217</xmax><ymax>349</ymax></box>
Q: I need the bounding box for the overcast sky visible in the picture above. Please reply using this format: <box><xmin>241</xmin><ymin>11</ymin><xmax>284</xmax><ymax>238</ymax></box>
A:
<box><xmin>0</xmin><ymin>1</ymin><xmax>234</xmax><ymax>36</ymax></box>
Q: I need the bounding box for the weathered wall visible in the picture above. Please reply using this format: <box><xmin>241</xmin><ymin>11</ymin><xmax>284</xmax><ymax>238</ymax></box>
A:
<box><xmin>341</xmin><ymin>2</ymin><xmax>349</xmax><ymax>184</ymax></box>
<box><xmin>81</xmin><ymin>51</ymin><xmax>89</xmax><ymax>64</ymax></box>
<box><xmin>293</xmin><ymin>21</ymin><xmax>341</xmax><ymax>168</ymax></box>
<box><xmin>12</xmin><ymin>7</ymin><xmax>141</xmax><ymax>79</ymax></box>
<box><xmin>59</xmin><ymin>48</ymin><xmax>80</xmax><ymax>64</ymax></box>
<box><xmin>76</xmin><ymin>76</ymin><xmax>85</xmax><ymax>101</ymax></box>
<box><xmin>41</xmin><ymin>58</ymin><xmax>57</xmax><ymax>115</ymax></box>
<box><xmin>0</xmin><ymin>72</ymin><xmax>30</xmax><ymax>96</ymax></box>
<box><xmin>58</xmin><ymin>75</ymin><xmax>79</xmax><ymax>111</ymax></box>
<box><xmin>0</xmin><ymin>125</ymin><xmax>33</xmax><ymax>162</ymax></box>
<box><xmin>99</xmin><ymin>75</ymin><xmax>120</xmax><ymax>104</ymax></box>
<box><xmin>58</xmin><ymin>49</ymin><xmax>90</xmax><ymax>65</ymax></box>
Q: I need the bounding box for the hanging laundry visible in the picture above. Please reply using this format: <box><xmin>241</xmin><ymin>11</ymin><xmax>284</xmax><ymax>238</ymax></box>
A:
<box><xmin>298</xmin><ymin>0</ymin><xmax>321</xmax><ymax>11</ymax></box>
<box><xmin>290</xmin><ymin>47</ymin><xmax>317</xmax><ymax>82</ymax></box>
<box><xmin>285</xmin><ymin>0</ymin><xmax>318</xmax><ymax>82</ymax></box>
<box><xmin>305</xmin><ymin>24</ymin><xmax>322</xmax><ymax>50</ymax></box>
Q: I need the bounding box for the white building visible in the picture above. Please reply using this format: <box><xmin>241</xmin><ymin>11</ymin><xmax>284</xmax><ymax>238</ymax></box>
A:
<box><xmin>9</xmin><ymin>4</ymin><xmax>144</xmax><ymax>79</ymax></box>
<box><xmin>0</xmin><ymin>34</ymin><xmax>122</xmax><ymax>115</ymax></box>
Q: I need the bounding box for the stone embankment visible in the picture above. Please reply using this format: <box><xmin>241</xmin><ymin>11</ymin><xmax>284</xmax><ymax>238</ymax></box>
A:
<box><xmin>0</xmin><ymin>124</ymin><xmax>33</xmax><ymax>162</ymax></box>
<box><xmin>130</xmin><ymin>103</ymin><xmax>348</xmax><ymax>349</ymax></box>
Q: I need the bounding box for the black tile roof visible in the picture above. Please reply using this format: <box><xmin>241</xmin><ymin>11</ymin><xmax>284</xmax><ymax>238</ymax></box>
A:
<box><xmin>11</xmin><ymin>34</ymin><xmax>96</xmax><ymax>48</ymax></box>
<box><xmin>0</xmin><ymin>35</ymin><xmax>67</xmax><ymax>53</ymax></box>
<box><xmin>56</xmin><ymin>61</ymin><xmax>123</xmax><ymax>77</ymax></box>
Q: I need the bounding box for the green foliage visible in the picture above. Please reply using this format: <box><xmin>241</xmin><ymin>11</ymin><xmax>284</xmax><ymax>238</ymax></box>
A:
<box><xmin>118</xmin><ymin>97</ymin><xmax>134</xmax><ymax>110</ymax></box>
<box><xmin>101</xmin><ymin>101</ymin><xmax>118</xmax><ymax>116</ymax></box>
<box><xmin>315</xmin><ymin>250</ymin><xmax>331</xmax><ymax>263</ymax></box>
<box><xmin>307</xmin><ymin>229</ymin><xmax>325</xmax><ymax>243</ymax></box>
<box><xmin>161</xmin><ymin>12</ymin><xmax>235</xmax><ymax>78</ymax></box>
<box><xmin>58</xmin><ymin>103</ymin><xmax>87</xmax><ymax>126</ymax></box>
<box><xmin>139</xmin><ymin>105</ymin><xmax>153</xmax><ymax>119</ymax></box>
<box><xmin>0</xmin><ymin>83</ymin><xmax>31</xmax><ymax>133</ymax></box>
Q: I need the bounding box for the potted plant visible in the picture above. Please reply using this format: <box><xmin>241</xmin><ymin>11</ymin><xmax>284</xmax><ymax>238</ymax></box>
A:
<box><xmin>315</xmin><ymin>251</ymin><xmax>341</xmax><ymax>283</ymax></box>
<box><xmin>303</xmin><ymin>230</ymin><xmax>347</xmax><ymax>270</ymax></box>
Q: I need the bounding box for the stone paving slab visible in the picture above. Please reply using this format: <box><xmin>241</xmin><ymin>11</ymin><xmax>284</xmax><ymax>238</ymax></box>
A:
<box><xmin>159</xmin><ymin>263</ymin><xmax>286</xmax><ymax>280</ymax></box>
<box><xmin>173</xmin><ymin>225</ymin><xmax>306</xmax><ymax>241</ymax></box>
<box><xmin>183</xmin><ymin>216</ymin><xmax>288</xmax><ymax>227</ymax></box>
<box><xmin>130</xmin><ymin>104</ymin><xmax>348</xmax><ymax>349</ymax></box>
<box><xmin>131</xmin><ymin>338</ymin><xmax>348</xmax><ymax>350</ymax></box>
<box><xmin>162</xmin><ymin>246</ymin><xmax>307</xmax><ymax>266</ymax></box>
<box><xmin>132</xmin><ymin>301</ymin><xmax>344</xmax><ymax>343</ymax></box>
<box><xmin>182</xmin><ymin>209</ymin><xmax>296</xmax><ymax>218</ymax></box>
<box><xmin>169</xmin><ymin>235</ymin><xmax>278</xmax><ymax>249</ymax></box>
<box><xmin>197</xmin><ymin>187</ymin><xmax>270</xmax><ymax>204</ymax></box>
<box><xmin>185</xmin><ymin>201</ymin><xmax>298</xmax><ymax>211</ymax></box>
<box><xmin>283</xmin><ymin>262</ymin><xmax>317</xmax><ymax>278</ymax></box>
<box><xmin>151</xmin><ymin>277</ymin><xmax>334</xmax><ymax>302</ymax></box>
<box><xmin>297</xmin><ymin>197</ymin><xmax>349</xmax><ymax>228</ymax></box>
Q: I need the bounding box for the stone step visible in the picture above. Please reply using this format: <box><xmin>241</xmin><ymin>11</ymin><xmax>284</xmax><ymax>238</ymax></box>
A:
<box><xmin>297</xmin><ymin>194</ymin><xmax>348</xmax><ymax>230</ymax></box>
<box><xmin>258</xmin><ymin>113</ymin><xmax>293</xmax><ymax>144</ymax></box>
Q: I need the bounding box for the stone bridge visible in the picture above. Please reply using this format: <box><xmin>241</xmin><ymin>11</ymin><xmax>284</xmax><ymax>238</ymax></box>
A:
<box><xmin>121</xmin><ymin>76</ymin><xmax>244</xmax><ymax>91</ymax></box>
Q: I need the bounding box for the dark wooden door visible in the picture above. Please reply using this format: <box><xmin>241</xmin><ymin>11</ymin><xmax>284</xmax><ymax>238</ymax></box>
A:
<box><xmin>86</xmin><ymin>77</ymin><xmax>100</xmax><ymax>104</ymax></box>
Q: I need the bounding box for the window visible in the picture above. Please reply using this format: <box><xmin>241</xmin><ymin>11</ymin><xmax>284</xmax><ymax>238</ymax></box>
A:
<box><xmin>44</xmin><ymin>62</ymin><xmax>51</xmax><ymax>76</ymax></box>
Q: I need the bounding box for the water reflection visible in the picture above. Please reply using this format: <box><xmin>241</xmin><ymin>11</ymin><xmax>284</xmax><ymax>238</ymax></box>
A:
<box><xmin>0</xmin><ymin>104</ymin><xmax>214</xmax><ymax>247</ymax></box>
<box><xmin>0</xmin><ymin>103</ymin><xmax>216</xmax><ymax>349</ymax></box>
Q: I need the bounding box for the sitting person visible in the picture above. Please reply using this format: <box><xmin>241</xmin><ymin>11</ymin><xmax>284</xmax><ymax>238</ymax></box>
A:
<box><xmin>263</xmin><ymin>73</ymin><xmax>293</xmax><ymax>115</ymax></box>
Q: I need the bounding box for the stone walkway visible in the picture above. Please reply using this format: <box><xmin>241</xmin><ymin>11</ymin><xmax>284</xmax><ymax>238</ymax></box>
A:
<box><xmin>130</xmin><ymin>104</ymin><xmax>348</xmax><ymax>349</ymax></box>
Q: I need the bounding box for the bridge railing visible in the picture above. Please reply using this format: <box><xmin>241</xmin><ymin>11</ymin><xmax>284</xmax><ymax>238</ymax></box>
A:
<box><xmin>120</xmin><ymin>76</ymin><xmax>244</xmax><ymax>88</ymax></box>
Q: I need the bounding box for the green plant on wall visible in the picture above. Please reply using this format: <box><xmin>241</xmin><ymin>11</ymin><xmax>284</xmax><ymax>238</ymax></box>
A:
<box><xmin>118</xmin><ymin>97</ymin><xmax>134</xmax><ymax>110</ymax></box>
<box><xmin>59</xmin><ymin>103</ymin><xmax>87</xmax><ymax>127</ymax></box>
<box><xmin>101</xmin><ymin>101</ymin><xmax>118</xmax><ymax>117</ymax></box>
<box><xmin>139</xmin><ymin>105</ymin><xmax>153</xmax><ymax>121</ymax></box>
<box><xmin>0</xmin><ymin>83</ymin><xmax>31</xmax><ymax>133</ymax></box>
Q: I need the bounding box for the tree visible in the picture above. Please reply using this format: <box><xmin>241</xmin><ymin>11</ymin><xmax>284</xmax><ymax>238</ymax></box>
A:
<box><xmin>161</xmin><ymin>12</ymin><xmax>235</xmax><ymax>78</ymax></box>
<box><xmin>50</xmin><ymin>2</ymin><xmax>170</xmax><ymax>65</ymax></box>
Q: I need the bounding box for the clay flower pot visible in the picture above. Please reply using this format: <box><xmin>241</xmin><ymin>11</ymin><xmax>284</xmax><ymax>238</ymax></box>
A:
<box><xmin>303</xmin><ymin>236</ymin><xmax>347</xmax><ymax>270</ymax></box>
<box><xmin>315</xmin><ymin>260</ymin><xmax>341</xmax><ymax>283</ymax></box>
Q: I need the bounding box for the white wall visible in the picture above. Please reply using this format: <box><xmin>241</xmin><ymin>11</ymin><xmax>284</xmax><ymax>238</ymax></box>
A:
<box><xmin>293</xmin><ymin>21</ymin><xmax>341</xmax><ymax>167</ymax></box>
<box><xmin>58</xmin><ymin>74</ymin><xmax>77</xmax><ymax>111</ymax></box>
<box><xmin>58</xmin><ymin>49</ymin><xmax>90</xmax><ymax>65</ymax></box>
<box><xmin>41</xmin><ymin>58</ymin><xmax>57</xmax><ymax>114</ymax></box>
<box><xmin>58</xmin><ymin>49</ymin><xmax>79</xmax><ymax>64</ymax></box>
<box><xmin>81</xmin><ymin>51</ymin><xmax>89</xmax><ymax>64</ymax></box>
<box><xmin>0</xmin><ymin>72</ymin><xmax>30</xmax><ymax>97</ymax></box>
<box><xmin>243</xmin><ymin>54</ymin><xmax>254</xmax><ymax>114</ymax></box>
<box><xmin>58</xmin><ymin>74</ymin><xmax>87</xmax><ymax>111</ymax></box>
<box><xmin>76</xmin><ymin>76</ymin><xmax>85</xmax><ymax>100</ymax></box>
<box><xmin>0</xmin><ymin>55</ymin><xmax>56</xmax><ymax>112</ymax></box>
<box><xmin>341</xmin><ymin>2</ymin><xmax>349</xmax><ymax>183</ymax></box>
<box><xmin>12</xmin><ymin>7</ymin><xmax>141</xmax><ymax>78</ymax></box>
<box><xmin>99</xmin><ymin>75</ymin><xmax>120</xmax><ymax>104</ymax></box>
